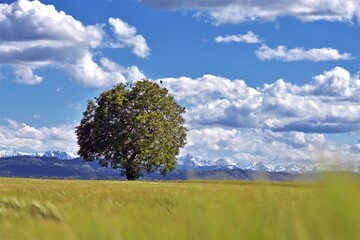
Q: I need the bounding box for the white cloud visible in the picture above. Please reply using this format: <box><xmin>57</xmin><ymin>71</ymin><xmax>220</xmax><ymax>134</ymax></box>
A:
<box><xmin>215</xmin><ymin>31</ymin><xmax>262</xmax><ymax>44</ymax></box>
<box><xmin>67</xmin><ymin>53</ymin><xmax>131</xmax><ymax>87</ymax></box>
<box><xmin>158</xmin><ymin>67</ymin><xmax>360</xmax><ymax>134</ymax></box>
<box><xmin>0</xmin><ymin>0</ymin><xmax>149</xmax><ymax>87</ymax></box>
<box><xmin>3</xmin><ymin>66</ymin><xmax>359</xmax><ymax>166</ymax></box>
<box><xmin>184</xmin><ymin>127</ymin><xmax>358</xmax><ymax>167</ymax></box>
<box><xmin>100</xmin><ymin>57</ymin><xmax>145</xmax><ymax>84</ymax></box>
<box><xmin>13</xmin><ymin>65</ymin><xmax>43</xmax><ymax>85</ymax></box>
<box><xmin>156</xmin><ymin>74</ymin><xmax>258</xmax><ymax>104</ymax></box>
<box><xmin>108</xmin><ymin>18</ymin><xmax>150</xmax><ymax>58</ymax></box>
<box><xmin>124</xmin><ymin>65</ymin><xmax>147</xmax><ymax>83</ymax></box>
<box><xmin>0</xmin><ymin>119</ymin><xmax>78</xmax><ymax>152</ymax></box>
<box><xmin>141</xmin><ymin>0</ymin><xmax>360</xmax><ymax>25</ymax></box>
<box><xmin>67</xmin><ymin>55</ymin><xmax>145</xmax><ymax>87</ymax></box>
<box><xmin>1</xmin><ymin>118</ymin><xmax>356</xmax><ymax>167</ymax></box>
<box><xmin>33</xmin><ymin>114</ymin><xmax>41</xmax><ymax>119</ymax></box>
<box><xmin>303</xmin><ymin>66</ymin><xmax>354</xmax><ymax>97</ymax></box>
<box><xmin>255</xmin><ymin>45</ymin><xmax>354</xmax><ymax>62</ymax></box>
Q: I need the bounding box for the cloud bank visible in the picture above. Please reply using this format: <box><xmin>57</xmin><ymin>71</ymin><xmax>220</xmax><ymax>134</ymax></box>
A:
<box><xmin>1</xmin><ymin>67</ymin><xmax>359</xmax><ymax>165</ymax></box>
<box><xmin>0</xmin><ymin>0</ymin><xmax>148</xmax><ymax>87</ymax></box>
<box><xmin>158</xmin><ymin>67</ymin><xmax>360</xmax><ymax>134</ymax></box>
<box><xmin>1</xmin><ymin>119</ymin><xmax>358</xmax><ymax>166</ymax></box>
<box><xmin>0</xmin><ymin>119</ymin><xmax>78</xmax><ymax>152</ymax></box>
<box><xmin>141</xmin><ymin>0</ymin><xmax>360</xmax><ymax>25</ymax></box>
<box><xmin>157</xmin><ymin>66</ymin><xmax>360</xmax><ymax>164</ymax></box>
<box><xmin>184</xmin><ymin>127</ymin><xmax>357</xmax><ymax>166</ymax></box>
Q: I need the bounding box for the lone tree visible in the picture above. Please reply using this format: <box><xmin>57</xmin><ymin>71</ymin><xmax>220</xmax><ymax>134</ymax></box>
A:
<box><xmin>76</xmin><ymin>79</ymin><xmax>187</xmax><ymax>180</ymax></box>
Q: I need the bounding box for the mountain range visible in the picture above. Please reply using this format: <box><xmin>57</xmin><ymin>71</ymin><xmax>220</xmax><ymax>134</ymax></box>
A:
<box><xmin>176</xmin><ymin>154</ymin><xmax>309</xmax><ymax>174</ymax></box>
<box><xmin>3</xmin><ymin>150</ymin><xmax>357</xmax><ymax>181</ymax></box>
<box><xmin>0</xmin><ymin>155</ymin><xmax>313</xmax><ymax>182</ymax></box>
<box><xmin>0</xmin><ymin>150</ymin><xmax>309</xmax><ymax>174</ymax></box>
<box><xmin>0</xmin><ymin>150</ymin><xmax>78</xmax><ymax>160</ymax></box>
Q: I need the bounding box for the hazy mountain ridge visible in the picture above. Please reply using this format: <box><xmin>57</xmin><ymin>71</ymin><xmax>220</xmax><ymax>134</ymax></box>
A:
<box><xmin>176</xmin><ymin>154</ymin><xmax>309</xmax><ymax>174</ymax></box>
<box><xmin>0</xmin><ymin>156</ymin><xmax>310</xmax><ymax>181</ymax></box>
<box><xmin>0</xmin><ymin>156</ymin><xmax>124</xmax><ymax>180</ymax></box>
<box><xmin>1</xmin><ymin>154</ymin><xmax>357</xmax><ymax>181</ymax></box>
<box><xmin>0</xmin><ymin>150</ymin><xmax>310</xmax><ymax>174</ymax></box>
<box><xmin>0</xmin><ymin>150</ymin><xmax>78</xmax><ymax>160</ymax></box>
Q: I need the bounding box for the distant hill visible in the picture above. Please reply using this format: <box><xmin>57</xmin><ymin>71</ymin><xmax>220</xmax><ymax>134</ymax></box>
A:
<box><xmin>1</xmin><ymin>150</ymin><xmax>316</xmax><ymax>174</ymax></box>
<box><xmin>0</xmin><ymin>156</ymin><xmax>124</xmax><ymax>180</ymax></box>
<box><xmin>0</xmin><ymin>150</ymin><xmax>78</xmax><ymax>160</ymax></box>
<box><xmin>176</xmin><ymin>154</ymin><xmax>312</xmax><ymax>173</ymax></box>
<box><xmin>0</xmin><ymin>156</ymin><xmax>314</xmax><ymax>181</ymax></box>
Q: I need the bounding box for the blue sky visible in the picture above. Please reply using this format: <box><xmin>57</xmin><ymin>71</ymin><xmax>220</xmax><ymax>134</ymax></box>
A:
<box><xmin>0</xmin><ymin>0</ymin><xmax>359</xmax><ymax>167</ymax></box>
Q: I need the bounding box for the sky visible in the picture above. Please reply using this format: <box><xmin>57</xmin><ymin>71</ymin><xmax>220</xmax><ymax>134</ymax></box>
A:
<box><xmin>0</xmin><ymin>0</ymin><xmax>359</xmax><ymax>167</ymax></box>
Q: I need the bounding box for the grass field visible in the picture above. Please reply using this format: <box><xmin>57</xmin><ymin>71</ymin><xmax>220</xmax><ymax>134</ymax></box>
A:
<box><xmin>0</xmin><ymin>175</ymin><xmax>359</xmax><ymax>239</ymax></box>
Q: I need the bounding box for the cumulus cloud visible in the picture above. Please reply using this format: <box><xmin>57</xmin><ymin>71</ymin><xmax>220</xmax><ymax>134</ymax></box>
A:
<box><xmin>156</xmin><ymin>74</ymin><xmax>259</xmax><ymax>104</ymax></box>
<box><xmin>184</xmin><ymin>126</ymin><xmax>359</xmax><ymax>169</ymax></box>
<box><xmin>303</xmin><ymin>66</ymin><xmax>355</xmax><ymax>97</ymax></box>
<box><xmin>13</xmin><ymin>65</ymin><xmax>43</xmax><ymax>85</ymax></box>
<box><xmin>99</xmin><ymin>57</ymin><xmax>145</xmax><ymax>84</ymax></box>
<box><xmin>158</xmin><ymin>67</ymin><xmax>360</xmax><ymax>134</ymax></box>
<box><xmin>215</xmin><ymin>31</ymin><xmax>262</xmax><ymax>44</ymax></box>
<box><xmin>141</xmin><ymin>0</ymin><xmax>360</xmax><ymax>25</ymax></box>
<box><xmin>0</xmin><ymin>0</ymin><xmax>148</xmax><ymax>87</ymax></box>
<box><xmin>3</xmin><ymin>66</ymin><xmax>359</xmax><ymax>166</ymax></box>
<box><xmin>0</xmin><ymin>119</ymin><xmax>77</xmax><ymax>152</ymax></box>
<box><xmin>256</xmin><ymin>45</ymin><xmax>354</xmax><ymax>62</ymax></box>
<box><xmin>1</xmin><ymin>118</ymin><xmax>356</xmax><ymax>166</ymax></box>
<box><xmin>108</xmin><ymin>18</ymin><xmax>150</xmax><ymax>58</ymax></box>
<box><xmin>67</xmin><ymin>54</ymin><xmax>144</xmax><ymax>87</ymax></box>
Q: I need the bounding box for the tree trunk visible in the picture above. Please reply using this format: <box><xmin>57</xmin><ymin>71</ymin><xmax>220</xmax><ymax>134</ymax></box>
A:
<box><xmin>126</xmin><ymin>169</ymin><xmax>136</xmax><ymax>180</ymax></box>
<box><xmin>125</xmin><ymin>165</ymin><xmax>137</xmax><ymax>180</ymax></box>
<box><xmin>125</xmin><ymin>152</ymin><xmax>139</xmax><ymax>180</ymax></box>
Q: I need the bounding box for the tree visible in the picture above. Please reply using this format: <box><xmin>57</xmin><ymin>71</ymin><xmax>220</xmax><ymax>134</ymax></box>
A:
<box><xmin>76</xmin><ymin>79</ymin><xmax>187</xmax><ymax>180</ymax></box>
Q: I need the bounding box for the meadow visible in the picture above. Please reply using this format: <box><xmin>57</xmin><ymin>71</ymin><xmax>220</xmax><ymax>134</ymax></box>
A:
<box><xmin>0</xmin><ymin>175</ymin><xmax>359</xmax><ymax>239</ymax></box>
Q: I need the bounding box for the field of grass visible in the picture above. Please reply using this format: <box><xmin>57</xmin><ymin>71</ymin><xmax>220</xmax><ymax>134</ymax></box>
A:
<box><xmin>0</xmin><ymin>175</ymin><xmax>359</xmax><ymax>239</ymax></box>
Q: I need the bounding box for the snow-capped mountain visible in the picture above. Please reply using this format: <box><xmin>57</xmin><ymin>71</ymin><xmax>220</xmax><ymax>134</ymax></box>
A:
<box><xmin>242</xmin><ymin>162</ymin><xmax>308</xmax><ymax>174</ymax></box>
<box><xmin>42</xmin><ymin>151</ymin><xmax>78</xmax><ymax>160</ymax></box>
<box><xmin>272</xmin><ymin>163</ymin><xmax>308</xmax><ymax>173</ymax></box>
<box><xmin>177</xmin><ymin>154</ymin><xmax>241</xmax><ymax>170</ymax></box>
<box><xmin>43</xmin><ymin>151</ymin><xmax>79</xmax><ymax>160</ymax></box>
<box><xmin>0</xmin><ymin>149</ymin><xmax>43</xmax><ymax>158</ymax></box>
<box><xmin>283</xmin><ymin>163</ymin><xmax>306</xmax><ymax>174</ymax></box>
<box><xmin>177</xmin><ymin>154</ymin><xmax>213</xmax><ymax>167</ymax></box>
<box><xmin>0</xmin><ymin>149</ymin><xmax>25</xmax><ymax>158</ymax></box>
<box><xmin>273</xmin><ymin>165</ymin><xmax>286</xmax><ymax>172</ymax></box>
<box><xmin>176</xmin><ymin>154</ymin><xmax>308</xmax><ymax>174</ymax></box>
<box><xmin>0</xmin><ymin>149</ymin><xmax>78</xmax><ymax>160</ymax></box>
<box><xmin>0</xmin><ymin>150</ymin><xmax>308</xmax><ymax>173</ymax></box>
<box><xmin>215</xmin><ymin>159</ymin><xmax>238</xmax><ymax>169</ymax></box>
<box><xmin>215</xmin><ymin>158</ymin><xmax>231</xmax><ymax>167</ymax></box>
<box><xmin>244</xmin><ymin>162</ymin><xmax>272</xmax><ymax>172</ymax></box>
<box><xmin>177</xmin><ymin>154</ymin><xmax>238</xmax><ymax>170</ymax></box>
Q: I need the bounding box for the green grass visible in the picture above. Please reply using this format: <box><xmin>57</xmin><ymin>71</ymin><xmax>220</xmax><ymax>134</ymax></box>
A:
<box><xmin>0</xmin><ymin>175</ymin><xmax>359</xmax><ymax>239</ymax></box>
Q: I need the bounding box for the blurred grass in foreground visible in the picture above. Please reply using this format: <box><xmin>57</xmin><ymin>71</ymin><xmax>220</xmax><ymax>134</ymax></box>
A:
<box><xmin>0</xmin><ymin>174</ymin><xmax>359</xmax><ymax>239</ymax></box>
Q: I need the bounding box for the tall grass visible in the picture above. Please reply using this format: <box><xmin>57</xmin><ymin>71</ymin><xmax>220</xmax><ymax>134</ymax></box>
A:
<box><xmin>0</xmin><ymin>174</ymin><xmax>359</xmax><ymax>239</ymax></box>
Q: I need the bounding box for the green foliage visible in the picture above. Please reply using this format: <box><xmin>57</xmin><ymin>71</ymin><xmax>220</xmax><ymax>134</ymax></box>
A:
<box><xmin>76</xmin><ymin>80</ymin><xmax>187</xmax><ymax>180</ymax></box>
<box><xmin>0</xmin><ymin>176</ymin><xmax>359</xmax><ymax>239</ymax></box>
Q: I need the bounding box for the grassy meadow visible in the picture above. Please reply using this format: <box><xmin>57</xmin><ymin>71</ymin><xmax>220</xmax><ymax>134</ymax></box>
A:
<box><xmin>0</xmin><ymin>175</ymin><xmax>359</xmax><ymax>239</ymax></box>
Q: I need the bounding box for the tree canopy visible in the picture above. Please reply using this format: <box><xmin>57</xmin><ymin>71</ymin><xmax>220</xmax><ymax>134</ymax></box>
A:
<box><xmin>76</xmin><ymin>80</ymin><xmax>187</xmax><ymax>180</ymax></box>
